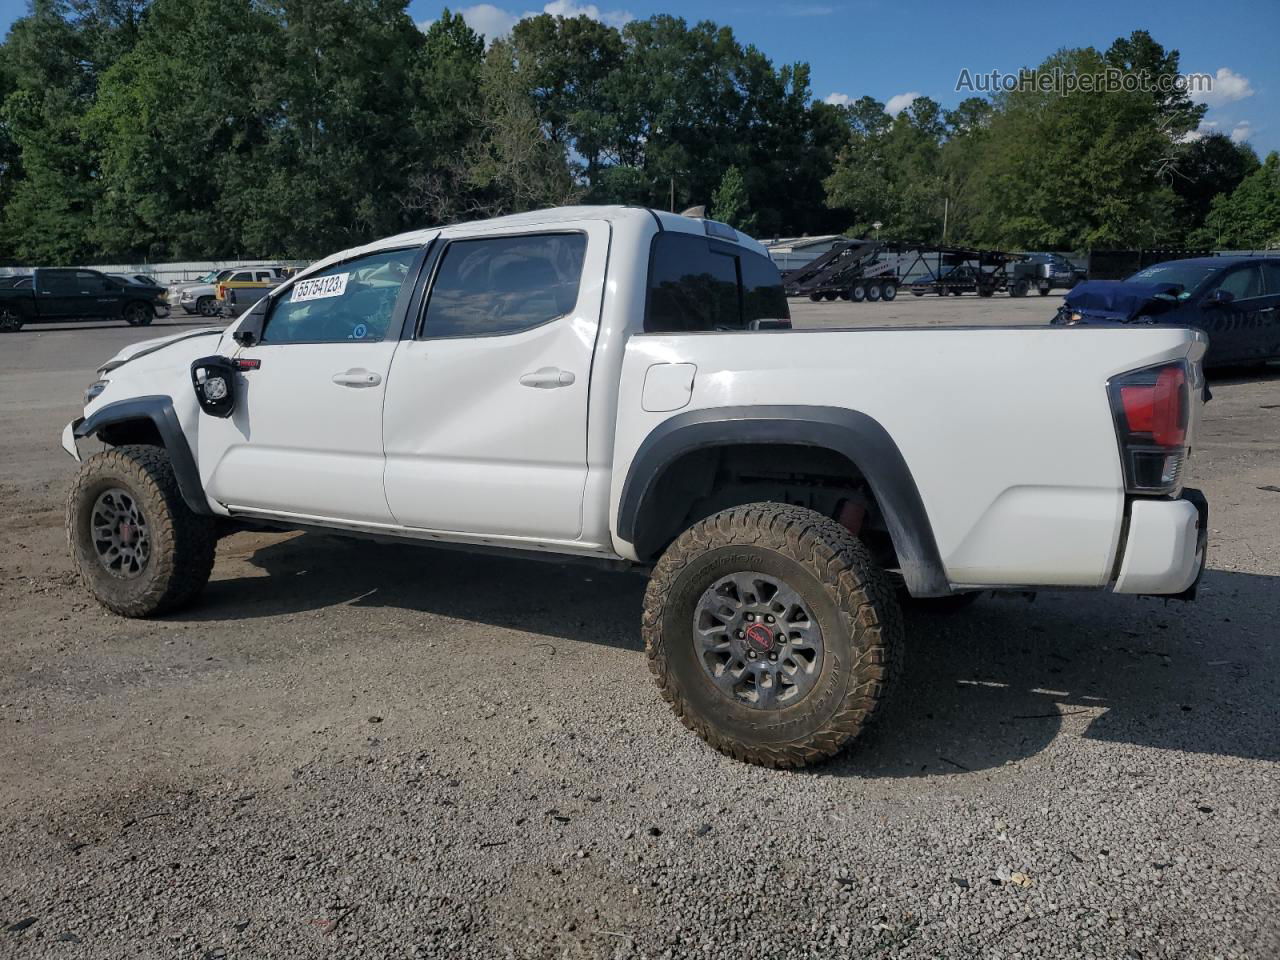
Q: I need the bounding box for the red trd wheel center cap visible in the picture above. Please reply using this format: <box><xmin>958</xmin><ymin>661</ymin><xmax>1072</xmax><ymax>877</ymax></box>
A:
<box><xmin>744</xmin><ymin>623</ymin><xmax>775</xmax><ymax>653</ymax></box>
<box><xmin>118</xmin><ymin>522</ymin><xmax>136</xmax><ymax>545</ymax></box>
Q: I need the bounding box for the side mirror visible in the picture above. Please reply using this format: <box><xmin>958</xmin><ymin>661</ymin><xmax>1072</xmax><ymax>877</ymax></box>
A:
<box><xmin>190</xmin><ymin>356</ymin><xmax>237</xmax><ymax>418</ymax></box>
<box><xmin>1206</xmin><ymin>289</ymin><xmax>1234</xmax><ymax>307</ymax></box>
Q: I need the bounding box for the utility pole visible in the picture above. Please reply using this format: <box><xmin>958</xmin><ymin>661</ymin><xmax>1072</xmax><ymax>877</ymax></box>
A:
<box><xmin>669</xmin><ymin>177</ymin><xmax>675</xmax><ymax>213</ymax></box>
<box><xmin>942</xmin><ymin>197</ymin><xmax>949</xmax><ymax>244</ymax></box>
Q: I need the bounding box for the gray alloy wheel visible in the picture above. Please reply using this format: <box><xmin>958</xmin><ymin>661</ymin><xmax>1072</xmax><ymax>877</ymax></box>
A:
<box><xmin>89</xmin><ymin>487</ymin><xmax>152</xmax><ymax>578</ymax></box>
<box><xmin>197</xmin><ymin>296</ymin><xmax>217</xmax><ymax>317</ymax></box>
<box><xmin>693</xmin><ymin>571</ymin><xmax>825</xmax><ymax>710</ymax></box>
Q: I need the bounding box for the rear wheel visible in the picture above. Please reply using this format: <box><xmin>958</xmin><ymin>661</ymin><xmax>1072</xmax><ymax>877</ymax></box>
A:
<box><xmin>643</xmin><ymin>503</ymin><xmax>902</xmax><ymax>769</ymax></box>
<box><xmin>1010</xmin><ymin>279</ymin><xmax>1029</xmax><ymax>298</ymax></box>
<box><xmin>67</xmin><ymin>445</ymin><xmax>216</xmax><ymax>617</ymax></box>
<box><xmin>866</xmin><ymin>283</ymin><xmax>882</xmax><ymax>302</ymax></box>
<box><xmin>823</xmin><ymin>291</ymin><xmax>838</xmax><ymax>301</ymax></box>
<box><xmin>881</xmin><ymin>281</ymin><xmax>898</xmax><ymax>301</ymax></box>
<box><xmin>0</xmin><ymin>305</ymin><xmax>23</xmax><ymax>333</ymax></box>
<box><xmin>850</xmin><ymin>284</ymin><xmax>866</xmax><ymax>302</ymax></box>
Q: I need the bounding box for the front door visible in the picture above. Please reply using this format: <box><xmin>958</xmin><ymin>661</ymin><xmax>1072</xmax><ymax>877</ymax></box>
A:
<box><xmin>382</xmin><ymin>223</ymin><xmax>608</xmax><ymax>543</ymax></box>
<box><xmin>198</xmin><ymin>246</ymin><xmax>423</xmax><ymax>525</ymax></box>
<box><xmin>1202</xmin><ymin>263</ymin><xmax>1280</xmax><ymax>364</ymax></box>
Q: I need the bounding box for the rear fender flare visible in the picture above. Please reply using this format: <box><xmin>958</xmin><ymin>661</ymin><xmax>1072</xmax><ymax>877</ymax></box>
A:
<box><xmin>617</xmin><ymin>405</ymin><xmax>951</xmax><ymax>596</ymax></box>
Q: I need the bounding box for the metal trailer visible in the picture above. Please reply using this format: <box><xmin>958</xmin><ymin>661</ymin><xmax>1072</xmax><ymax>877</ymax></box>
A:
<box><xmin>780</xmin><ymin>238</ymin><xmax>907</xmax><ymax>302</ymax></box>
<box><xmin>899</xmin><ymin>246</ymin><xmax>1028</xmax><ymax>298</ymax></box>
<box><xmin>783</xmin><ymin>240</ymin><xmax>1029</xmax><ymax>302</ymax></box>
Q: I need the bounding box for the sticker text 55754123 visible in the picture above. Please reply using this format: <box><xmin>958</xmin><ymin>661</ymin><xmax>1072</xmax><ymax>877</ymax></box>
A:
<box><xmin>291</xmin><ymin>272</ymin><xmax>349</xmax><ymax>303</ymax></box>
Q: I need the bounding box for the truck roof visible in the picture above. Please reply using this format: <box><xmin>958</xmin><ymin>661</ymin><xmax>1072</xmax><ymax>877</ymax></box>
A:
<box><xmin>299</xmin><ymin>206</ymin><xmax>769</xmax><ymax>282</ymax></box>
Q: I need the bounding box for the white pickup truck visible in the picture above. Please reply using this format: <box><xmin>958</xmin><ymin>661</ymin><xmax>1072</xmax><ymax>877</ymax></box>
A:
<box><xmin>61</xmin><ymin>206</ymin><xmax>1209</xmax><ymax>768</ymax></box>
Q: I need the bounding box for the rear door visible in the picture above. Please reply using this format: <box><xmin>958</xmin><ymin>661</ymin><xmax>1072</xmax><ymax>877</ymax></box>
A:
<box><xmin>198</xmin><ymin>247</ymin><xmax>424</xmax><ymax>524</ymax></box>
<box><xmin>381</xmin><ymin>223</ymin><xmax>608</xmax><ymax>541</ymax></box>
<box><xmin>35</xmin><ymin>270</ymin><xmax>82</xmax><ymax>318</ymax></box>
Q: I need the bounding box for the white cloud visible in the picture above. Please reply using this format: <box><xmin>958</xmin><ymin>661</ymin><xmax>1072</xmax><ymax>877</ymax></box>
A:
<box><xmin>1179</xmin><ymin>120</ymin><xmax>1218</xmax><ymax>143</ymax></box>
<box><xmin>442</xmin><ymin>1</ymin><xmax>634</xmax><ymax>42</ymax></box>
<box><xmin>885</xmin><ymin>91</ymin><xmax>921</xmax><ymax>116</ymax></box>
<box><xmin>454</xmin><ymin>3</ymin><xmax>520</xmax><ymax>39</ymax></box>
<box><xmin>1191</xmin><ymin>67</ymin><xmax>1255</xmax><ymax>107</ymax></box>
<box><xmin>823</xmin><ymin>92</ymin><xmax>853</xmax><ymax>107</ymax></box>
<box><xmin>1230</xmin><ymin>121</ymin><xmax>1253</xmax><ymax>144</ymax></box>
<box><xmin>542</xmin><ymin>0</ymin><xmax>634</xmax><ymax>28</ymax></box>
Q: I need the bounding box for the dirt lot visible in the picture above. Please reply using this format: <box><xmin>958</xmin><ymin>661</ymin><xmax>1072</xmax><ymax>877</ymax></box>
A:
<box><xmin>1</xmin><ymin>296</ymin><xmax>1278</xmax><ymax>959</ymax></box>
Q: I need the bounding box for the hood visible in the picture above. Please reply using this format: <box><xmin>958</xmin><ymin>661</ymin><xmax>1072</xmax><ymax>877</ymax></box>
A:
<box><xmin>1063</xmin><ymin>280</ymin><xmax>1184</xmax><ymax>321</ymax></box>
<box><xmin>98</xmin><ymin>327</ymin><xmax>223</xmax><ymax>376</ymax></box>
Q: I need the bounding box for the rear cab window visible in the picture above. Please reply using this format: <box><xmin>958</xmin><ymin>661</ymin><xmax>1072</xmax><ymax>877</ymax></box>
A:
<box><xmin>645</xmin><ymin>231</ymin><xmax>790</xmax><ymax>333</ymax></box>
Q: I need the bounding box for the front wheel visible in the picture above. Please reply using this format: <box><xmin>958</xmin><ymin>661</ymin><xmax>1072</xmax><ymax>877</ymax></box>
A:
<box><xmin>643</xmin><ymin>503</ymin><xmax>902</xmax><ymax>769</ymax></box>
<box><xmin>67</xmin><ymin>445</ymin><xmax>216</xmax><ymax>617</ymax></box>
<box><xmin>123</xmin><ymin>302</ymin><xmax>152</xmax><ymax>327</ymax></box>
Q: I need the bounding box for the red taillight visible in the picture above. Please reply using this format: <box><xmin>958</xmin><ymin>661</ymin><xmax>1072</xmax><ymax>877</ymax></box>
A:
<box><xmin>1119</xmin><ymin>365</ymin><xmax>1186</xmax><ymax>447</ymax></box>
<box><xmin>1108</xmin><ymin>361</ymin><xmax>1194</xmax><ymax>495</ymax></box>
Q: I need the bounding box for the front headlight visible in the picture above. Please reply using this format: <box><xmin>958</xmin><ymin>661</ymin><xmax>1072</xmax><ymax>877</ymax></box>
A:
<box><xmin>84</xmin><ymin>379</ymin><xmax>109</xmax><ymax>404</ymax></box>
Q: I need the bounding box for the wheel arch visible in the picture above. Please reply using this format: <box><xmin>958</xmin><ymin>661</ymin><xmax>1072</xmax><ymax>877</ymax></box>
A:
<box><xmin>617</xmin><ymin>405</ymin><xmax>951</xmax><ymax>596</ymax></box>
<box><xmin>75</xmin><ymin>396</ymin><xmax>211</xmax><ymax>515</ymax></box>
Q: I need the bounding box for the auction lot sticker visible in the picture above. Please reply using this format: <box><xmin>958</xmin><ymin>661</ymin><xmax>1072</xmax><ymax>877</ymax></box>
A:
<box><xmin>291</xmin><ymin>272</ymin><xmax>349</xmax><ymax>303</ymax></box>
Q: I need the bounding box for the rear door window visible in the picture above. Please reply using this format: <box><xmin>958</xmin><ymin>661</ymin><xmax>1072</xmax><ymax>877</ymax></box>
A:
<box><xmin>420</xmin><ymin>233</ymin><xmax>588</xmax><ymax>338</ymax></box>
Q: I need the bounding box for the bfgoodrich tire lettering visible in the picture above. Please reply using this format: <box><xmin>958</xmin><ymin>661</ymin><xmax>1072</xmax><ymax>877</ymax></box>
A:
<box><xmin>642</xmin><ymin>503</ymin><xmax>902</xmax><ymax>769</ymax></box>
<box><xmin>67</xmin><ymin>444</ymin><xmax>216</xmax><ymax>617</ymax></box>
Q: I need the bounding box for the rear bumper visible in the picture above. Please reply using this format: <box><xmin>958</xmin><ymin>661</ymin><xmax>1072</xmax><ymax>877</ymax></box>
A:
<box><xmin>1112</xmin><ymin>488</ymin><xmax>1208</xmax><ymax>597</ymax></box>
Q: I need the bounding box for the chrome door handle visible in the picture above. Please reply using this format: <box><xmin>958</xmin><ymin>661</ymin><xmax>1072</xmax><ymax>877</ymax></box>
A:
<box><xmin>332</xmin><ymin>369</ymin><xmax>382</xmax><ymax>387</ymax></box>
<box><xmin>519</xmin><ymin>367</ymin><xmax>575</xmax><ymax>389</ymax></box>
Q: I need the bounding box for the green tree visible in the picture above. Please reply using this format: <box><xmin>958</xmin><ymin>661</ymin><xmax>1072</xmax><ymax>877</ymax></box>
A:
<box><xmin>711</xmin><ymin>165</ymin><xmax>756</xmax><ymax>233</ymax></box>
<box><xmin>0</xmin><ymin>0</ymin><xmax>135</xmax><ymax>262</ymax></box>
<box><xmin>1167</xmin><ymin>134</ymin><xmax>1259</xmax><ymax>241</ymax></box>
<box><xmin>824</xmin><ymin>96</ymin><xmax>947</xmax><ymax>241</ymax></box>
<box><xmin>1200</xmin><ymin>152</ymin><xmax>1280</xmax><ymax>249</ymax></box>
<box><xmin>85</xmin><ymin>0</ymin><xmax>280</xmax><ymax>259</ymax></box>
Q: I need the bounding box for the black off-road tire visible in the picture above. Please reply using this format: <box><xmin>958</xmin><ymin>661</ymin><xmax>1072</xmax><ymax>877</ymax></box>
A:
<box><xmin>0</xmin><ymin>305</ymin><xmax>23</xmax><ymax>333</ymax></box>
<box><xmin>642</xmin><ymin>503</ymin><xmax>903</xmax><ymax>769</ymax></box>
<box><xmin>123</xmin><ymin>301</ymin><xmax>152</xmax><ymax>327</ymax></box>
<box><xmin>67</xmin><ymin>445</ymin><xmax>216</xmax><ymax>617</ymax></box>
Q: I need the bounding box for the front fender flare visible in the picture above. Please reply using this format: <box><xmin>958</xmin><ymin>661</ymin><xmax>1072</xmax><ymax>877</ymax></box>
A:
<box><xmin>616</xmin><ymin>405</ymin><xmax>950</xmax><ymax>597</ymax></box>
<box><xmin>74</xmin><ymin>395</ymin><xmax>211</xmax><ymax>516</ymax></box>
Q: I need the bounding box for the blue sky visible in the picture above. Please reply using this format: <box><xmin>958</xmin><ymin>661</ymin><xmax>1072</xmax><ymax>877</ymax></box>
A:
<box><xmin>2</xmin><ymin>0</ymin><xmax>1275</xmax><ymax>153</ymax></box>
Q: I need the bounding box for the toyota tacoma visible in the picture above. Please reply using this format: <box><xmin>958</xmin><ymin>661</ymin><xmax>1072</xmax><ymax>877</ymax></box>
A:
<box><xmin>60</xmin><ymin>207</ymin><xmax>1210</xmax><ymax>768</ymax></box>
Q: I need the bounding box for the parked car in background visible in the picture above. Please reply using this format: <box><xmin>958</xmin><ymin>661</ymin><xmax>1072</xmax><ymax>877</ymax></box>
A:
<box><xmin>1009</xmin><ymin>253</ymin><xmax>1085</xmax><ymax>297</ymax></box>
<box><xmin>109</xmin><ymin>273</ymin><xmax>161</xmax><ymax>288</ymax></box>
<box><xmin>215</xmin><ymin>268</ymin><xmax>286</xmax><ymax>316</ymax></box>
<box><xmin>0</xmin><ymin>268</ymin><xmax>168</xmax><ymax>332</ymax></box>
<box><xmin>171</xmin><ymin>269</ymin><xmax>234</xmax><ymax>317</ymax></box>
<box><xmin>1054</xmin><ymin>256</ymin><xmax>1280</xmax><ymax>368</ymax></box>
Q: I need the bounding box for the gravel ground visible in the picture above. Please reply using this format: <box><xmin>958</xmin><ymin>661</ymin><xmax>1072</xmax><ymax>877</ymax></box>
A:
<box><xmin>1</xmin><ymin>299</ymin><xmax>1278</xmax><ymax>959</ymax></box>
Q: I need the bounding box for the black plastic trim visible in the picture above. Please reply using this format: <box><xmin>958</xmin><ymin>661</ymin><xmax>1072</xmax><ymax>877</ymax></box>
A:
<box><xmin>617</xmin><ymin>404</ymin><xmax>951</xmax><ymax>596</ymax></box>
<box><xmin>75</xmin><ymin>396</ymin><xmax>211</xmax><ymax>516</ymax></box>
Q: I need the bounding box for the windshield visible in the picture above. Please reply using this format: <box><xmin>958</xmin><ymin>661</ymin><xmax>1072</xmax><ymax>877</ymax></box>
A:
<box><xmin>1127</xmin><ymin>262</ymin><xmax>1219</xmax><ymax>297</ymax></box>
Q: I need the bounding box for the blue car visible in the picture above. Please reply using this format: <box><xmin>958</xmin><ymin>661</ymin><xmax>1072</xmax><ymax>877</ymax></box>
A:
<box><xmin>1053</xmin><ymin>256</ymin><xmax>1280</xmax><ymax>368</ymax></box>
